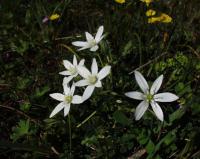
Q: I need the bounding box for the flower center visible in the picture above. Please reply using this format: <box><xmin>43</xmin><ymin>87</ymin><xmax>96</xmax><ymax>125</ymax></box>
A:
<box><xmin>65</xmin><ymin>95</ymin><xmax>72</xmax><ymax>103</ymax></box>
<box><xmin>146</xmin><ymin>93</ymin><xmax>153</xmax><ymax>103</ymax></box>
<box><xmin>88</xmin><ymin>75</ymin><xmax>98</xmax><ymax>85</ymax></box>
<box><xmin>69</xmin><ymin>67</ymin><xmax>77</xmax><ymax>75</ymax></box>
<box><xmin>88</xmin><ymin>39</ymin><xmax>96</xmax><ymax>47</ymax></box>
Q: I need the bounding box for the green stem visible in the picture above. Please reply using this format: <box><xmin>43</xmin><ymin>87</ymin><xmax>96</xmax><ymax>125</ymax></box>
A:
<box><xmin>134</xmin><ymin>33</ymin><xmax>142</xmax><ymax>65</ymax></box>
<box><xmin>68</xmin><ymin>114</ymin><xmax>72</xmax><ymax>158</ymax></box>
<box><xmin>76</xmin><ymin>111</ymin><xmax>97</xmax><ymax>128</ymax></box>
<box><xmin>97</xmin><ymin>54</ymin><xmax>104</xmax><ymax>66</ymax></box>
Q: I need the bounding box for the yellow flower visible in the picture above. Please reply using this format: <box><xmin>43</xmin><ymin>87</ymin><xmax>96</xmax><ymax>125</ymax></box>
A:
<box><xmin>49</xmin><ymin>13</ymin><xmax>60</xmax><ymax>21</ymax></box>
<box><xmin>148</xmin><ymin>13</ymin><xmax>172</xmax><ymax>23</ymax></box>
<box><xmin>140</xmin><ymin>0</ymin><xmax>153</xmax><ymax>7</ymax></box>
<box><xmin>115</xmin><ymin>0</ymin><xmax>125</xmax><ymax>4</ymax></box>
<box><xmin>146</xmin><ymin>9</ymin><xmax>156</xmax><ymax>17</ymax></box>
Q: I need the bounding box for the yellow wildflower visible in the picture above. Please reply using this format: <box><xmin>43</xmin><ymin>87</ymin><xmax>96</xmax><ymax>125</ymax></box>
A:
<box><xmin>146</xmin><ymin>9</ymin><xmax>156</xmax><ymax>17</ymax></box>
<box><xmin>140</xmin><ymin>0</ymin><xmax>153</xmax><ymax>7</ymax></box>
<box><xmin>49</xmin><ymin>13</ymin><xmax>60</xmax><ymax>21</ymax></box>
<box><xmin>148</xmin><ymin>13</ymin><xmax>172</xmax><ymax>23</ymax></box>
<box><xmin>115</xmin><ymin>0</ymin><xmax>125</xmax><ymax>4</ymax></box>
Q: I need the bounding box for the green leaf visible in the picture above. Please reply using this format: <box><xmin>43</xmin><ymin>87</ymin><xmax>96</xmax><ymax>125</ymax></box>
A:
<box><xmin>145</xmin><ymin>140</ymin><xmax>155</xmax><ymax>154</ymax></box>
<box><xmin>113</xmin><ymin>110</ymin><xmax>131</xmax><ymax>126</ymax></box>
<box><xmin>35</xmin><ymin>86</ymin><xmax>50</xmax><ymax>97</ymax></box>
<box><xmin>10</xmin><ymin>120</ymin><xmax>31</xmax><ymax>142</ymax></box>
<box><xmin>169</xmin><ymin>108</ymin><xmax>185</xmax><ymax>124</ymax></box>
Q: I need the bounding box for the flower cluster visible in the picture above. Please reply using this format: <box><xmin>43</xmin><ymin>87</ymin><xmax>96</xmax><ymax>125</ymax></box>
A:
<box><xmin>49</xmin><ymin>25</ymin><xmax>179</xmax><ymax>122</ymax></box>
<box><xmin>49</xmin><ymin>26</ymin><xmax>111</xmax><ymax>118</ymax></box>
<box><xmin>146</xmin><ymin>9</ymin><xmax>172</xmax><ymax>23</ymax></box>
<box><xmin>114</xmin><ymin>0</ymin><xmax>172</xmax><ymax>24</ymax></box>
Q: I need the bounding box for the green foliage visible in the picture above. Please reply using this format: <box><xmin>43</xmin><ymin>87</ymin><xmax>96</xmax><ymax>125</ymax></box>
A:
<box><xmin>0</xmin><ymin>0</ymin><xmax>200</xmax><ymax>158</ymax></box>
<box><xmin>10</xmin><ymin>120</ymin><xmax>31</xmax><ymax>142</ymax></box>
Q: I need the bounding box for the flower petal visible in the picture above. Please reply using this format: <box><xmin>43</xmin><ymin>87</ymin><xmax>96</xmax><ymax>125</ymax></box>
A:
<box><xmin>49</xmin><ymin>102</ymin><xmax>65</xmax><ymax>118</ymax></box>
<box><xmin>75</xmin><ymin>79</ymin><xmax>89</xmax><ymax>87</ymax></box>
<box><xmin>150</xmin><ymin>74</ymin><xmax>163</xmax><ymax>94</ymax></box>
<box><xmin>85</xmin><ymin>32</ymin><xmax>94</xmax><ymax>41</ymax></box>
<box><xmin>134</xmin><ymin>71</ymin><xmax>149</xmax><ymax>94</ymax></box>
<box><xmin>78</xmin><ymin>46</ymin><xmax>90</xmax><ymax>51</ymax></box>
<box><xmin>73</xmin><ymin>55</ymin><xmax>77</xmax><ymax>66</ymax></box>
<box><xmin>91</xmin><ymin>58</ymin><xmax>98</xmax><ymax>74</ymax></box>
<box><xmin>64</xmin><ymin>104</ymin><xmax>70</xmax><ymax>116</ymax></box>
<box><xmin>63</xmin><ymin>83</ymin><xmax>70</xmax><ymax>95</ymax></box>
<box><xmin>95</xmin><ymin>26</ymin><xmax>104</xmax><ymax>43</ymax></box>
<box><xmin>79</xmin><ymin>59</ymin><xmax>85</xmax><ymax>66</ymax></box>
<box><xmin>125</xmin><ymin>91</ymin><xmax>144</xmax><ymax>100</ymax></box>
<box><xmin>50</xmin><ymin>93</ymin><xmax>64</xmax><ymax>101</ymax></box>
<box><xmin>63</xmin><ymin>76</ymin><xmax>73</xmax><ymax>85</ymax></box>
<box><xmin>98</xmin><ymin>66</ymin><xmax>111</xmax><ymax>80</ymax></box>
<box><xmin>150</xmin><ymin>101</ymin><xmax>164</xmax><ymax>121</ymax></box>
<box><xmin>72</xmin><ymin>95</ymin><xmax>83</xmax><ymax>104</ymax></box>
<box><xmin>70</xmin><ymin>84</ymin><xmax>75</xmax><ymax>95</ymax></box>
<box><xmin>63</xmin><ymin>60</ymin><xmax>73</xmax><ymax>70</ymax></box>
<box><xmin>154</xmin><ymin>93</ymin><xmax>179</xmax><ymax>102</ymax></box>
<box><xmin>72</xmin><ymin>41</ymin><xmax>88</xmax><ymax>47</ymax></box>
<box><xmin>83</xmin><ymin>85</ymin><xmax>95</xmax><ymax>101</ymax></box>
<box><xmin>77</xmin><ymin>66</ymin><xmax>91</xmax><ymax>79</ymax></box>
<box><xmin>135</xmin><ymin>101</ymin><xmax>149</xmax><ymax>120</ymax></box>
<box><xmin>95</xmin><ymin>80</ymin><xmax>102</xmax><ymax>87</ymax></box>
<box><xmin>59</xmin><ymin>71</ymin><xmax>71</xmax><ymax>76</ymax></box>
<box><xmin>90</xmin><ymin>45</ymin><xmax>99</xmax><ymax>52</ymax></box>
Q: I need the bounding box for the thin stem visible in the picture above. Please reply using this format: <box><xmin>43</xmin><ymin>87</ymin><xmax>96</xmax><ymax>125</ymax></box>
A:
<box><xmin>68</xmin><ymin>114</ymin><xmax>72</xmax><ymax>158</ymax></box>
<box><xmin>97</xmin><ymin>54</ymin><xmax>104</xmax><ymax>67</ymax></box>
<box><xmin>76</xmin><ymin>111</ymin><xmax>97</xmax><ymax>128</ymax></box>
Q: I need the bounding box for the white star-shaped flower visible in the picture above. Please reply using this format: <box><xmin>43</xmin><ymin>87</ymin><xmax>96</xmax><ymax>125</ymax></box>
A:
<box><xmin>72</xmin><ymin>26</ymin><xmax>104</xmax><ymax>52</ymax></box>
<box><xmin>125</xmin><ymin>71</ymin><xmax>179</xmax><ymax>121</ymax></box>
<box><xmin>59</xmin><ymin>55</ymin><xmax>85</xmax><ymax>84</ymax></box>
<box><xmin>75</xmin><ymin>58</ymin><xmax>111</xmax><ymax>101</ymax></box>
<box><xmin>49</xmin><ymin>84</ymin><xmax>83</xmax><ymax>118</ymax></box>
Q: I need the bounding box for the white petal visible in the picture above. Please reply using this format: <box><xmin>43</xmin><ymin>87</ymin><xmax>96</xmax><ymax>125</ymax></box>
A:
<box><xmin>150</xmin><ymin>101</ymin><xmax>164</xmax><ymax>121</ymax></box>
<box><xmin>72</xmin><ymin>95</ymin><xmax>83</xmax><ymax>104</ymax></box>
<box><xmin>64</xmin><ymin>104</ymin><xmax>70</xmax><ymax>116</ymax></box>
<box><xmin>83</xmin><ymin>86</ymin><xmax>95</xmax><ymax>101</ymax></box>
<box><xmin>91</xmin><ymin>58</ymin><xmax>98</xmax><ymax>74</ymax></box>
<box><xmin>95</xmin><ymin>26</ymin><xmax>104</xmax><ymax>43</ymax></box>
<box><xmin>59</xmin><ymin>71</ymin><xmax>71</xmax><ymax>76</ymax></box>
<box><xmin>125</xmin><ymin>91</ymin><xmax>144</xmax><ymax>100</ymax></box>
<box><xmin>135</xmin><ymin>101</ymin><xmax>149</xmax><ymax>120</ymax></box>
<box><xmin>134</xmin><ymin>71</ymin><xmax>149</xmax><ymax>94</ymax></box>
<box><xmin>63</xmin><ymin>76</ymin><xmax>73</xmax><ymax>85</ymax></box>
<box><xmin>79</xmin><ymin>59</ymin><xmax>85</xmax><ymax>66</ymax></box>
<box><xmin>63</xmin><ymin>83</ymin><xmax>70</xmax><ymax>95</ymax></box>
<box><xmin>72</xmin><ymin>41</ymin><xmax>88</xmax><ymax>47</ymax></box>
<box><xmin>73</xmin><ymin>55</ymin><xmax>77</xmax><ymax>66</ymax></box>
<box><xmin>150</xmin><ymin>74</ymin><xmax>163</xmax><ymax>94</ymax></box>
<box><xmin>85</xmin><ymin>32</ymin><xmax>94</xmax><ymax>41</ymax></box>
<box><xmin>154</xmin><ymin>93</ymin><xmax>179</xmax><ymax>102</ymax></box>
<box><xmin>95</xmin><ymin>80</ymin><xmax>102</xmax><ymax>87</ymax></box>
<box><xmin>63</xmin><ymin>60</ymin><xmax>73</xmax><ymax>70</ymax></box>
<box><xmin>77</xmin><ymin>66</ymin><xmax>91</xmax><ymax>79</ymax></box>
<box><xmin>75</xmin><ymin>79</ymin><xmax>89</xmax><ymax>87</ymax></box>
<box><xmin>98</xmin><ymin>66</ymin><xmax>111</xmax><ymax>80</ymax></box>
<box><xmin>78</xmin><ymin>45</ymin><xmax>90</xmax><ymax>51</ymax></box>
<box><xmin>90</xmin><ymin>45</ymin><xmax>99</xmax><ymax>52</ymax></box>
<box><xmin>49</xmin><ymin>93</ymin><xmax>64</xmax><ymax>101</ymax></box>
<box><xmin>49</xmin><ymin>102</ymin><xmax>65</xmax><ymax>118</ymax></box>
<box><xmin>70</xmin><ymin>84</ymin><xmax>75</xmax><ymax>95</ymax></box>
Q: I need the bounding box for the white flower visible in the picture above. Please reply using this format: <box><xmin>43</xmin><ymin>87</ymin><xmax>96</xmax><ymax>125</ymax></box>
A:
<box><xmin>59</xmin><ymin>55</ymin><xmax>85</xmax><ymax>84</ymax></box>
<box><xmin>75</xmin><ymin>58</ymin><xmax>111</xmax><ymax>101</ymax></box>
<box><xmin>49</xmin><ymin>84</ymin><xmax>83</xmax><ymax>118</ymax></box>
<box><xmin>125</xmin><ymin>71</ymin><xmax>179</xmax><ymax>121</ymax></box>
<box><xmin>72</xmin><ymin>26</ymin><xmax>104</xmax><ymax>52</ymax></box>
